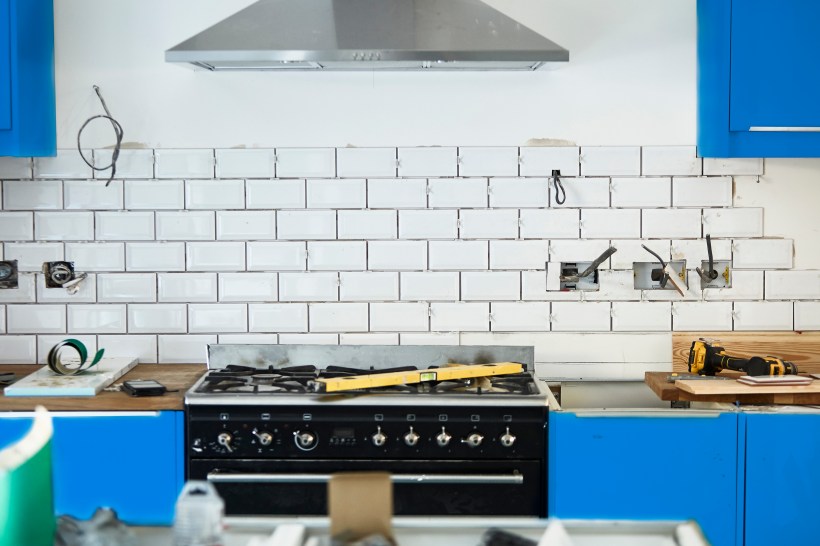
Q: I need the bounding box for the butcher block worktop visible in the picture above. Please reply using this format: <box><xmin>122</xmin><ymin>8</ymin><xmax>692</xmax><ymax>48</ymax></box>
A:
<box><xmin>0</xmin><ymin>364</ymin><xmax>206</xmax><ymax>411</ymax></box>
<box><xmin>645</xmin><ymin>371</ymin><xmax>820</xmax><ymax>405</ymax></box>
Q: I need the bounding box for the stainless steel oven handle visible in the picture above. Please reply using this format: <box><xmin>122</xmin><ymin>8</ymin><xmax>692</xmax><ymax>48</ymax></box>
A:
<box><xmin>207</xmin><ymin>472</ymin><xmax>524</xmax><ymax>485</ymax></box>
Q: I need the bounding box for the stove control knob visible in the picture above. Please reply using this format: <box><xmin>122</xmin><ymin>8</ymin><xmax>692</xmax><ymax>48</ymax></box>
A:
<box><xmin>500</xmin><ymin>427</ymin><xmax>516</xmax><ymax>448</ymax></box>
<box><xmin>403</xmin><ymin>426</ymin><xmax>420</xmax><ymax>447</ymax></box>
<box><xmin>371</xmin><ymin>426</ymin><xmax>387</xmax><ymax>447</ymax></box>
<box><xmin>293</xmin><ymin>430</ymin><xmax>317</xmax><ymax>451</ymax></box>
<box><xmin>253</xmin><ymin>428</ymin><xmax>274</xmax><ymax>446</ymax></box>
<box><xmin>217</xmin><ymin>432</ymin><xmax>234</xmax><ymax>453</ymax></box>
<box><xmin>462</xmin><ymin>432</ymin><xmax>484</xmax><ymax>448</ymax></box>
<box><xmin>436</xmin><ymin>427</ymin><xmax>452</xmax><ymax>447</ymax></box>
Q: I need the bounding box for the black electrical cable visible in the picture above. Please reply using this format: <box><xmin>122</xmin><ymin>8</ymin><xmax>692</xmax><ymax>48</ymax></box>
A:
<box><xmin>641</xmin><ymin>244</ymin><xmax>669</xmax><ymax>288</ymax></box>
<box><xmin>77</xmin><ymin>85</ymin><xmax>123</xmax><ymax>187</ymax></box>
<box><xmin>551</xmin><ymin>169</ymin><xmax>566</xmax><ymax>205</ymax></box>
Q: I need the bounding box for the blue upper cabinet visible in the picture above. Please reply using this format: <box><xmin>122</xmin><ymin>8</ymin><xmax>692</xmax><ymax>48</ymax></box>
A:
<box><xmin>0</xmin><ymin>0</ymin><xmax>56</xmax><ymax>157</ymax></box>
<box><xmin>698</xmin><ymin>0</ymin><xmax>820</xmax><ymax>157</ymax></box>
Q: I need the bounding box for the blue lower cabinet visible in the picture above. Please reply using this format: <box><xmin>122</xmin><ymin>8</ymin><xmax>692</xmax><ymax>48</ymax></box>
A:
<box><xmin>549</xmin><ymin>411</ymin><xmax>739</xmax><ymax>546</ymax></box>
<box><xmin>743</xmin><ymin>412</ymin><xmax>820</xmax><ymax>546</ymax></box>
<box><xmin>0</xmin><ymin>411</ymin><xmax>184</xmax><ymax>525</ymax></box>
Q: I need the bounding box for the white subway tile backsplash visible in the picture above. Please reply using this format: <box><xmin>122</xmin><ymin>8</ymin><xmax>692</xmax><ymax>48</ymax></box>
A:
<box><xmin>400</xmin><ymin>272</ymin><xmax>459</xmax><ymax>301</ymax></box>
<box><xmin>246</xmin><ymin>179</ymin><xmax>305</xmax><ymax>209</ymax></box>
<box><xmin>429</xmin><ymin>240</ymin><xmax>488</xmax><ymax>270</ymax></box>
<box><xmin>215</xmin><ymin>149</ymin><xmax>276</xmax><ymax>178</ymax></box>
<box><xmin>219</xmin><ymin>272</ymin><xmax>277</xmax><ymax>302</ymax></box>
<box><xmin>278</xmin><ymin>333</ymin><xmax>338</xmax><ymax>345</ymax></box>
<box><xmin>247</xmin><ymin>242</ymin><xmax>306</xmax><ymax>271</ymax></box>
<box><xmin>491</xmin><ymin>302</ymin><xmax>550</xmax><ymax>332</ymax></box>
<box><xmin>0</xmin><ymin>157</ymin><xmax>32</xmax><ymax>179</ymax></box>
<box><xmin>94</xmin><ymin>149</ymin><xmax>154</xmax><ymax>179</ymax></box>
<box><xmin>734</xmin><ymin>301</ymin><xmax>793</xmax><ymax>330</ymax></box>
<box><xmin>671</xmin><ymin>238</ymin><xmax>732</xmax><ymax>263</ymax></box>
<box><xmin>276</xmin><ymin>148</ymin><xmax>335</xmax><ymax>178</ymax></box>
<box><xmin>216</xmin><ymin>211</ymin><xmax>276</xmax><ymax>240</ymax></box>
<box><xmin>551</xmin><ymin>178</ymin><xmax>609</xmax><ymax>208</ymax></box>
<box><xmin>430</xmin><ymin>302</ymin><xmax>489</xmax><ymax>331</ymax></box>
<box><xmin>368</xmin><ymin>241</ymin><xmax>427</xmax><ymax>271</ymax></box>
<box><xmin>580</xmin><ymin>147</ymin><xmax>640</xmax><ymax>176</ymax></box>
<box><xmin>189</xmin><ymin>304</ymin><xmax>248</xmax><ymax>333</ymax></box>
<box><xmin>399</xmin><ymin>210</ymin><xmax>457</xmax><ymax>239</ymax></box>
<box><xmin>5</xmin><ymin>242</ymin><xmax>63</xmax><ymax>270</ymax></box>
<box><xmin>340</xmin><ymin>333</ymin><xmax>399</xmax><ymax>345</ymax></box>
<box><xmin>459</xmin><ymin>209</ymin><xmax>518</xmax><ymax>239</ymax></box>
<box><xmin>702</xmin><ymin>208</ymin><xmax>763</xmax><ymax>238</ymax></box>
<box><xmin>68</xmin><ymin>304</ymin><xmax>126</xmax><ymax>333</ymax></box>
<box><xmin>33</xmin><ymin>150</ymin><xmax>91</xmax><ymax>179</ymax></box>
<box><xmin>672</xmin><ymin>301</ymin><xmax>732</xmax><ymax>330</ymax></box>
<box><xmin>96</xmin><ymin>211</ymin><xmax>155</xmax><ymax>240</ymax></box>
<box><xmin>672</xmin><ymin>176</ymin><xmax>732</xmax><ymax>207</ymax></box>
<box><xmin>186</xmin><ymin>180</ymin><xmax>244</xmax><ymax>210</ymax></box>
<box><xmin>642</xmin><ymin>209</ymin><xmax>702</xmax><ymax>238</ymax></box>
<box><xmin>551</xmin><ymin>302</ymin><xmax>611</xmax><ymax>331</ymax></box>
<box><xmin>339</xmin><ymin>272</ymin><xmax>398</xmax><ymax>301</ymax></box>
<box><xmin>398</xmin><ymin>147</ymin><xmax>457</xmax><ymax>177</ymax></box>
<box><xmin>279</xmin><ymin>272</ymin><xmax>338</xmax><ymax>301</ymax></box>
<box><xmin>428</xmin><ymin>178</ymin><xmax>488</xmax><ymax>208</ymax></box>
<box><xmin>462</xmin><ymin>271</ymin><xmax>520</xmax><ymax>301</ymax></box>
<box><xmin>765</xmin><ymin>271</ymin><xmax>820</xmax><ymax>300</ymax></box>
<box><xmin>0</xmin><ymin>336</ymin><xmax>36</xmax><ymax>363</ymax></box>
<box><xmin>338</xmin><ymin>210</ymin><xmax>397</xmax><ymax>240</ymax></box>
<box><xmin>519</xmin><ymin>209</ymin><xmax>580</xmax><ymax>239</ymax></box>
<box><xmin>37</xmin><ymin>335</ymin><xmax>96</xmax><ymax>364</ymax></box>
<box><xmin>128</xmin><ymin>304</ymin><xmax>187</xmax><ymax>333</ymax></box>
<box><xmin>733</xmin><ymin>239</ymin><xmax>793</xmax><ymax>269</ymax></box>
<box><xmin>4</xmin><ymin>180</ymin><xmax>62</xmax><ymax>210</ymax></box>
<box><xmin>522</xmin><ymin>271</ymin><xmax>582</xmax><ymax>302</ymax></box>
<box><xmin>158</xmin><ymin>335</ymin><xmax>215</xmax><ymax>363</ymax></box>
<box><xmin>585</xmin><ymin>270</ymin><xmax>638</xmax><ymax>301</ymax></box>
<box><xmin>641</xmin><ymin>146</ymin><xmax>701</xmax><ymax>176</ymax></box>
<box><xmin>458</xmin><ymin>147</ymin><xmax>519</xmax><ymax>177</ymax></box>
<box><xmin>277</xmin><ymin>210</ymin><xmax>336</xmax><ymax>240</ymax></box>
<box><xmin>124</xmin><ymin>180</ymin><xmax>184</xmax><ymax>210</ymax></box>
<box><xmin>704</xmin><ymin>270</ymin><xmax>763</xmax><ymax>301</ymax></box>
<box><xmin>488</xmin><ymin>178</ymin><xmax>548</xmax><ymax>208</ymax></box>
<box><xmin>186</xmin><ymin>242</ymin><xmax>245</xmax><ymax>271</ymax></box>
<box><xmin>34</xmin><ymin>211</ymin><xmax>94</xmax><ymax>241</ymax></box>
<box><xmin>308</xmin><ymin>241</ymin><xmax>366</xmax><ymax>271</ymax></box>
<box><xmin>155</xmin><ymin>149</ymin><xmax>214</xmax><ymax>179</ymax></box>
<box><xmin>218</xmin><ymin>333</ymin><xmax>277</xmax><ymax>344</ymax></box>
<box><xmin>519</xmin><ymin>147</ymin><xmax>580</xmax><ymax>177</ymax></box>
<box><xmin>309</xmin><ymin>302</ymin><xmax>368</xmax><ymax>332</ymax></box>
<box><xmin>307</xmin><ymin>178</ymin><xmax>368</xmax><ymax>210</ymax></box>
<box><xmin>36</xmin><ymin>273</ymin><xmax>96</xmax><ymax>303</ymax></box>
<box><xmin>65</xmin><ymin>242</ymin><xmax>124</xmax><ymax>271</ymax></box>
<box><xmin>158</xmin><ymin>273</ymin><xmax>218</xmax><ymax>302</ymax></box>
<box><xmin>581</xmin><ymin>209</ymin><xmax>640</xmax><ymax>239</ymax></box>
<box><xmin>125</xmin><ymin>242</ymin><xmax>184</xmax><ymax>272</ymax></box>
<box><xmin>703</xmin><ymin>158</ymin><xmax>763</xmax><ymax>176</ymax></box>
<box><xmin>97</xmin><ymin>335</ymin><xmax>158</xmax><ymax>363</ymax></box>
<box><xmin>337</xmin><ymin>148</ymin><xmax>397</xmax><ymax>178</ymax></box>
<box><xmin>98</xmin><ymin>273</ymin><xmax>156</xmax><ymax>303</ymax></box>
<box><xmin>795</xmin><ymin>302</ymin><xmax>820</xmax><ymax>330</ymax></box>
<box><xmin>64</xmin><ymin>180</ymin><xmax>123</xmax><ymax>210</ymax></box>
<box><xmin>0</xmin><ymin>212</ymin><xmax>33</xmax><ymax>240</ymax></box>
<box><xmin>249</xmin><ymin>303</ymin><xmax>308</xmax><ymax>332</ymax></box>
<box><xmin>0</xmin><ymin>274</ymin><xmax>35</xmax><ymax>303</ymax></box>
<box><xmin>610</xmin><ymin>177</ymin><xmax>671</xmax><ymax>208</ymax></box>
<box><xmin>612</xmin><ymin>302</ymin><xmax>671</xmax><ymax>331</ymax></box>
<box><xmin>400</xmin><ymin>332</ymin><xmax>460</xmax><ymax>345</ymax></box>
<box><xmin>549</xmin><ymin>240</ymin><xmax>611</xmax><ymax>263</ymax></box>
<box><xmin>156</xmin><ymin>211</ymin><xmax>215</xmax><ymax>240</ymax></box>
<box><xmin>609</xmin><ymin>239</ymin><xmax>670</xmax><ymax>270</ymax></box>
<box><xmin>7</xmin><ymin>304</ymin><xmax>65</xmax><ymax>333</ymax></box>
<box><xmin>368</xmin><ymin>179</ymin><xmax>427</xmax><ymax>209</ymax></box>
<box><xmin>489</xmin><ymin>240</ymin><xmax>550</xmax><ymax>270</ymax></box>
<box><xmin>370</xmin><ymin>302</ymin><xmax>429</xmax><ymax>332</ymax></box>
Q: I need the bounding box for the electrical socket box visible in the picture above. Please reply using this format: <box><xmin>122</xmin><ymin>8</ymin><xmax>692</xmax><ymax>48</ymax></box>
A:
<box><xmin>43</xmin><ymin>261</ymin><xmax>76</xmax><ymax>288</ymax></box>
<box><xmin>0</xmin><ymin>260</ymin><xmax>18</xmax><ymax>289</ymax></box>
<box><xmin>546</xmin><ymin>262</ymin><xmax>601</xmax><ymax>291</ymax></box>
<box><xmin>699</xmin><ymin>260</ymin><xmax>732</xmax><ymax>289</ymax></box>
<box><xmin>633</xmin><ymin>260</ymin><xmax>688</xmax><ymax>292</ymax></box>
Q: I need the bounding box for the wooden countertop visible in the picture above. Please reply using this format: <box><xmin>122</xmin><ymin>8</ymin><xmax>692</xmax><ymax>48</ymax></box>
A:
<box><xmin>0</xmin><ymin>364</ymin><xmax>206</xmax><ymax>411</ymax></box>
<box><xmin>645</xmin><ymin>371</ymin><xmax>820</xmax><ymax>405</ymax></box>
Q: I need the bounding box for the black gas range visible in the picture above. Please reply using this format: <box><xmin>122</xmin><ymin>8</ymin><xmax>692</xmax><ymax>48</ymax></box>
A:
<box><xmin>185</xmin><ymin>345</ymin><xmax>548</xmax><ymax>517</ymax></box>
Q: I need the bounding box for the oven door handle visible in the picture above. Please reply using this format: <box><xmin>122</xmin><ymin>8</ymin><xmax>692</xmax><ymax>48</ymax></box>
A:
<box><xmin>206</xmin><ymin>472</ymin><xmax>524</xmax><ymax>485</ymax></box>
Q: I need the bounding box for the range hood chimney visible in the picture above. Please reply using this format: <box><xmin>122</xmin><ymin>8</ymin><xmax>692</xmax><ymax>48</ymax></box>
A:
<box><xmin>165</xmin><ymin>0</ymin><xmax>568</xmax><ymax>71</ymax></box>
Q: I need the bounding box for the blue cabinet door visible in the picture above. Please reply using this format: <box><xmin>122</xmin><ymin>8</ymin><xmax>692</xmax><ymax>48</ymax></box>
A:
<box><xmin>549</xmin><ymin>411</ymin><xmax>739</xmax><ymax>546</ymax></box>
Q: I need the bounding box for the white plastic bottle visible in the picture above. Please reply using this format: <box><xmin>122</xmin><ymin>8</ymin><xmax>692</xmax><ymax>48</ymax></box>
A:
<box><xmin>173</xmin><ymin>480</ymin><xmax>225</xmax><ymax>546</ymax></box>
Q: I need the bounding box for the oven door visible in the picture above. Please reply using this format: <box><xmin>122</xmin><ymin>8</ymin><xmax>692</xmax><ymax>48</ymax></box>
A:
<box><xmin>191</xmin><ymin>459</ymin><xmax>544</xmax><ymax>517</ymax></box>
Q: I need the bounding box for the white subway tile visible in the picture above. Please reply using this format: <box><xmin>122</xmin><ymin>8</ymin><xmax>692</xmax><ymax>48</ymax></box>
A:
<box><xmin>551</xmin><ymin>302</ymin><xmax>611</xmax><ymax>331</ymax></box>
<box><xmin>550</xmin><ymin>178</ymin><xmax>609</xmax><ymax>208</ymax></box>
<box><xmin>549</xmin><ymin>240</ymin><xmax>612</xmax><ymax>263</ymax></box>
<box><xmin>247</xmin><ymin>242</ymin><xmax>306</xmax><ymax>271</ymax></box>
<box><xmin>671</xmin><ymin>238</ymin><xmax>732</xmax><ymax>263</ymax></box>
<box><xmin>765</xmin><ymin>271</ymin><xmax>820</xmax><ymax>300</ymax></box>
<box><xmin>0</xmin><ymin>212</ymin><xmax>33</xmax><ymax>241</ymax></box>
<box><xmin>370</xmin><ymin>302</ymin><xmax>429</xmax><ymax>332</ymax></box>
<box><xmin>337</xmin><ymin>148</ymin><xmax>397</xmax><ymax>178</ymax></box>
<box><xmin>340</xmin><ymin>272</ymin><xmax>398</xmax><ymax>301</ymax></box>
<box><xmin>462</xmin><ymin>271</ymin><xmax>520</xmax><ymax>301</ymax></box>
<box><xmin>580</xmin><ymin>146</ymin><xmax>640</xmax><ymax>176</ymax></box>
<box><xmin>0</xmin><ymin>157</ymin><xmax>32</xmax><ymax>179</ymax></box>
<box><xmin>186</xmin><ymin>242</ymin><xmax>245</xmax><ymax>271</ymax></box>
<box><xmin>399</xmin><ymin>210</ymin><xmax>457</xmax><ymax>239</ymax></box>
<box><xmin>429</xmin><ymin>240</ymin><xmax>488</xmax><ymax>270</ymax></box>
<box><xmin>398</xmin><ymin>147</ymin><xmax>457</xmax><ymax>177</ymax></box>
<box><xmin>368</xmin><ymin>241</ymin><xmax>427</xmax><ymax>271</ymax></box>
<box><xmin>581</xmin><ymin>209</ymin><xmax>640</xmax><ymax>239</ymax></box>
<box><xmin>733</xmin><ymin>239</ymin><xmax>792</xmax><ymax>269</ymax></box>
<box><xmin>0</xmin><ymin>336</ymin><xmax>36</xmax><ymax>363</ymax></box>
<box><xmin>3</xmin><ymin>180</ymin><xmax>62</xmax><ymax>210</ymax></box>
<box><xmin>609</xmin><ymin>240</ymin><xmax>671</xmax><ymax>270</ymax></box>
<box><xmin>400</xmin><ymin>272</ymin><xmax>459</xmax><ymax>301</ymax></box>
<box><xmin>36</xmin><ymin>273</ymin><xmax>96</xmax><ymax>303</ymax></box>
<box><xmin>278</xmin><ymin>333</ymin><xmax>338</xmax><ymax>345</ymax></box>
<box><xmin>36</xmin><ymin>334</ymin><xmax>96</xmax><ymax>364</ymax></box>
<box><xmin>0</xmin><ymin>274</ymin><xmax>35</xmax><ymax>303</ymax></box>
<box><xmin>306</xmin><ymin>179</ymin><xmax>366</xmax><ymax>209</ymax></box>
<box><xmin>155</xmin><ymin>149</ymin><xmax>214</xmax><ymax>179</ymax></box>
<box><xmin>185</xmin><ymin>179</ymin><xmax>244</xmax><ymax>210</ymax></box>
<box><xmin>128</xmin><ymin>304</ymin><xmax>187</xmax><ymax>333</ymax></box>
<box><xmin>215</xmin><ymin>149</ymin><xmax>276</xmax><ymax>178</ymax></box>
<box><xmin>672</xmin><ymin>176</ymin><xmax>732</xmax><ymax>207</ymax></box>
<box><xmin>702</xmin><ymin>208</ymin><xmax>763</xmax><ymax>238</ymax></box>
<box><xmin>279</xmin><ymin>272</ymin><xmax>338</xmax><ymax>301</ymax></box>
<box><xmin>7</xmin><ymin>304</ymin><xmax>65</xmax><ymax>333</ymax></box>
<box><xmin>125</xmin><ymin>242</ymin><xmax>185</xmax><ymax>272</ymax></box>
<box><xmin>641</xmin><ymin>146</ymin><xmax>701</xmax><ymax>176</ymax></box>
<box><xmin>734</xmin><ymin>301</ymin><xmax>793</xmax><ymax>331</ymax></box>
<box><xmin>0</xmin><ymin>306</ymin><xmax>4</xmax><ymax>331</ymax></box>
<box><xmin>585</xmin><ymin>270</ymin><xmax>639</xmax><ymax>301</ymax></box>
<box><xmin>400</xmin><ymin>332</ymin><xmax>460</xmax><ymax>345</ymax></box>
<box><xmin>704</xmin><ymin>270</ymin><xmax>763</xmax><ymax>301</ymax></box>
<box><xmin>5</xmin><ymin>242</ymin><xmax>63</xmax><ymax>270</ymax></box>
<box><xmin>460</xmin><ymin>209</ymin><xmax>518</xmax><ymax>239</ymax></box>
<box><xmin>430</xmin><ymin>302</ymin><xmax>489</xmax><ymax>331</ymax></box>
<box><xmin>94</xmin><ymin>149</ymin><xmax>154</xmax><ymax>179</ymax></box>
<box><xmin>189</xmin><ymin>304</ymin><xmax>247</xmax><ymax>333</ymax></box>
<box><xmin>68</xmin><ymin>304</ymin><xmax>126</xmax><ymax>333</ymax></box>
<box><xmin>219</xmin><ymin>272</ymin><xmax>277</xmax><ymax>302</ymax></box>
<box><xmin>158</xmin><ymin>273</ymin><xmax>218</xmax><ymax>302</ymax></box>
<box><xmin>522</xmin><ymin>271</ymin><xmax>582</xmax><ymax>302</ymax></box>
<box><xmin>795</xmin><ymin>302</ymin><xmax>820</xmax><ymax>330</ymax></box>
<box><xmin>158</xmin><ymin>335</ymin><xmax>214</xmax><ymax>363</ymax></box>
<box><xmin>488</xmin><ymin>178</ymin><xmax>548</xmax><ymax>208</ymax></box>
<box><xmin>519</xmin><ymin>146</ymin><xmax>579</xmax><ymax>177</ymax></box>
<box><xmin>611</xmin><ymin>302</ymin><xmax>671</xmax><ymax>331</ymax></box>
<box><xmin>489</xmin><ymin>240</ymin><xmax>550</xmax><ymax>270</ymax></box>
<box><xmin>642</xmin><ymin>209</ymin><xmax>702</xmax><ymax>238</ymax></box>
<box><xmin>124</xmin><ymin>179</ymin><xmax>184</xmax><ymax>210</ymax></box>
<box><xmin>34</xmin><ymin>212</ymin><xmax>94</xmax><ymax>241</ymax></box>
<box><xmin>277</xmin><ymin>210</ymin><xmax>336</xmax><ymax>240</ymax></box>
<box><xmin>96</xmin><ymin>211</ymin><xmax>155</xmax><ymax>240</ymax></box>
<box><xmin>33</xmin><ymin>149</ymin><xmax>91</xmax><ymax>179</ymax></box>
<box><xmin>703</xmin><ymin>158</ymin><xmax>763</xmax><ymax>176</ymax></box>
<box><xmin>340</xmin><ymin>333</ymin><xmax>399</xmax><ymax>345</ymax></box>
<box><xmin>276</xmin><ymin>148</ymin><xmax>335</xmax><ymax>178</ymax></box>
<box><xmin>610</xmin><ymin>177</ymin><xmax>671</xmax><ymax>207</ymax></box>
<box><xmin>672</xmin><ymin>301</ymin><xmax>732</xmax><ymax>330</ymax></box>
<box><xmin>519</xmin><ymin>209</ymin><xmax>580</xmax><ymax>239</ymax></box>
<box><xmin>246</xmin><ymin>179</ymin><xmax>305</xmax><ymax>209</ymax></box>
<box><xmin>642</xmin><ymin>274</ymin><xmax>702</xmax><ymax>302</ymax></box>
<box><xmin>63</xmin><ymin>242</ymin><xmax>123</xmax><ymax>272</ymax></box>
<box><xmin>97</xmin><ymin>273</ymin><xmax>156</xmax><ymax>303</ymax></box>
<box><xmin>64</xmin><ymin>180</ymin><xmax>123</xmax><ymax>210</ymax></box>
<box><xmin>156</xmin><ymin>211</ymin><xmax>215</xmax><ymax>241</ymax></box>
<box><xmin>338</xmin><ymin>210</ymin><xmax>397</xmax><ymax>240</ymax></box>
<box><xmin>216</xmin><ymin>211</ymin><xmax>276</xmax><ymax>240</ymax></box>
<box><xmin>491</xmin><ymin>302</ymin><xmax>550</xmax><ymax>332</ymax></box>
<box><xmin>308</xmin><ymin>241</ymin><xmax>366</xmax><ymax>270</ymax></box>
<box><xmin>309</xmin><ymin>302</ymin><xmax>368</xmax><ymax>332</ymax></box>
<box><xmin>458</xmin><ymin>147</ymin><xmax>519</xmax><ymax>177</ymax></box>
<box><xmin>218</xmin><ymin>333</ymin><xmax>277</xmax><ymax>344</ymax></box>
<box><xmin>428</xmin><ymin>178</ymin><xmax>488</xmax><ymax>208</ymax></box>
<box><xmin>248</xmin><ymin>303</ymin><xmax>308</xmax><ymax>332</ymax></box>
<box><xmin>97</xmin><ymin>335</ymin><xmax>158</xmax><ymax>363</ymax></box>
<box><xmin>368</xmin><ymin>179</ymin><xmax>427</xmax><ymax>208</ymax></box>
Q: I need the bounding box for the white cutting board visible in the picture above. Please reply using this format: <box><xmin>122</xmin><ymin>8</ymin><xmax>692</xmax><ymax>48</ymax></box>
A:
<box><xmin>4</xmin><ymin>358</ymin><xmax>137</xmax><ymax>397</ymax></box>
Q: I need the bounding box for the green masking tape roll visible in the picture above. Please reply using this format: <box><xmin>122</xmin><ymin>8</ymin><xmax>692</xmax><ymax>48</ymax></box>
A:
<box><xmin>47</xmin><ymin>339</ymin><xmax>105</xmax><ymax>375</ymax></box>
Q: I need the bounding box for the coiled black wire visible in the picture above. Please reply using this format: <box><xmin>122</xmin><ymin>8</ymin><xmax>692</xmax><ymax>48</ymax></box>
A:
<box><xmin>77</xmin><ymin>85</ymin><xmax>123</xmax><ymax>187</ymax></box>
<box><xmin>551</xmin><ymin>169</ymin><xmax>566</xmax><ymax>205</ymax></box>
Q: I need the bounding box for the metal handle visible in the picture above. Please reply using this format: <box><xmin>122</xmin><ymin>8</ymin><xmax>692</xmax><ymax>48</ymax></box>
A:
<box><xmin>207</xmin><ymin>472</ymin><xmax>524</xmax><ymax>485</ymax></box>
<box><xmin>749</xmin><ymin>126</ymin><xmax>820</xmax><ymax>132</ymax></box>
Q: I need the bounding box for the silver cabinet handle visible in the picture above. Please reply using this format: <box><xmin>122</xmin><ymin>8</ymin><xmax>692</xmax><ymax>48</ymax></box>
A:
<box><xmin>749</xmin><ymin>127</ymin><xmax>820</xmax><ymax>132</ymax></box>
<box><xmin>207</xmin><ymin>472</ymin><xmax>523</xmax><ymax>485</ymax></box>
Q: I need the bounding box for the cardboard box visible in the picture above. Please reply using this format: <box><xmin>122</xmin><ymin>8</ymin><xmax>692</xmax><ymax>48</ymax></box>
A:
<box><xmin>328</xmin><ymin>472</ymin><xmax>394</xmax><ymax>543</ymax></box>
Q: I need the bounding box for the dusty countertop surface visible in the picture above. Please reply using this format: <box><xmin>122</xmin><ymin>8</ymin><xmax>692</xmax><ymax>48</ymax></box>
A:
<box><xmin>0</xmin><ymin>364</ymin><xmax>206</xmax><ymax>411</ymax></box>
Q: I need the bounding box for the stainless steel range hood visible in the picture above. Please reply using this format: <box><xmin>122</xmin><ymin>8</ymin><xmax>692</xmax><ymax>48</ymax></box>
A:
<box><xmin>165</xmin><ymin>0</ymin><xmax>568</xmax><ymax>71</ymax></box>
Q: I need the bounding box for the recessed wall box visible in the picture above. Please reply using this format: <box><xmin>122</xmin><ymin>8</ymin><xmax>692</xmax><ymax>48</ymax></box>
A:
<box><xmin>633</xmin><ymin>260</ymin><xmax>688</xmax><ymax>295</ymax></box>
<box><xmin>43</xmin><ymin>261</ymin><xmax>76</xmax><ymax>288</ymax></box>
<box><xmin>545</xmin><ymin>247</ymin><xmax>617</xmax><ymax>292</ymax></box>
<box><xmin>698</xmin><ymin>260</ymin><xmax>732</xmax><ymax>289</ymax></box>
<box><xmin>0</xmin><ymin>260</ymin><xmax>19</xmax><ymax>289</ymax></box>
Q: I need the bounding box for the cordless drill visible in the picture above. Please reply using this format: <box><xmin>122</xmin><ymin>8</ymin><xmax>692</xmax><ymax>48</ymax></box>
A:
<box><xmin>688</xmin><ymin>339</ymin><xmax>798</xmax><ymax>376</ymax></box>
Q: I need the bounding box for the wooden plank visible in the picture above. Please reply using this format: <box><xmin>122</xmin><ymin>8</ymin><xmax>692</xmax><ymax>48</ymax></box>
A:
<box><xmin>676</xmin><ymin>378</ymin><xmax>820</xmax><ymax>396</ymax></box>
<box><xmin>644</xmin><ymin>371</ymin><xmax>820</xmax><ymax>404</ymax></box>
<box><xmin>672</xmin><ymin>332</ymin><xmax>820</xmax><ymax>373</ymax></box>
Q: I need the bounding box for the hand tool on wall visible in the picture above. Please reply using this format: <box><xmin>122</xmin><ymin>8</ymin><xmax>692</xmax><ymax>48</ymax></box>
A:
<box><xmin>688</xmin><ymin>339</ymin><xmax>799</xmax><ymax>376</ymax></box>
<box><xmin>558</xmin><ymin>246</ymin><xmax>618</xmax><ymax>284</ymax></box>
